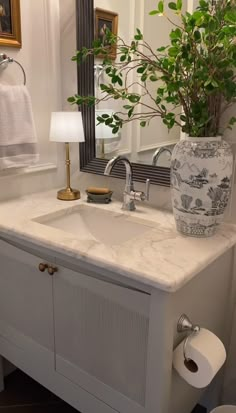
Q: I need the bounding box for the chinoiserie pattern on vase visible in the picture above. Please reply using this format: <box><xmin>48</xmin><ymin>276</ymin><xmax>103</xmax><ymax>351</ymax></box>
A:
<box><xmin>170</xmin><ymin>137</ymin><xmax>233</xmax><ymax>237</ymax></box>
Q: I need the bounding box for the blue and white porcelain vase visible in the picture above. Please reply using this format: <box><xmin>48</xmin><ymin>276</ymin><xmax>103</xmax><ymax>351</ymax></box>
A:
<box><xmin>170</xmin><ymin>136</ymin><xmax>233</xmax><ymax>237</ymax></box>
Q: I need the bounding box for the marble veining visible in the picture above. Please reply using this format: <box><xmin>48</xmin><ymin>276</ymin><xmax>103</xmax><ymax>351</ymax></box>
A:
<box><xmin>0</xmin><ymin>190</ymin><xmax>236</xmax><ymax>292</ymax></box>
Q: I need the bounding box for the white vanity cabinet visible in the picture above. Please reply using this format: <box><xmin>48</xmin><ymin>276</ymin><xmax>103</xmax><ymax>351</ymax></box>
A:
<box><xmin>54</xmin><ymin>265</ymin><xmax>150</xmax><ymax>413</ymax></box>
<box><xmin>0</xmin><ymin>240</ymin><xmax>54</xmax><ymax>359</ymax></box>
<box><xmin>0</xmin><ymin>238</ymin><xmax>152</xmax><ymax>413</ymax></box>
<box><xmin>0</xmin><ymin>237</ymin><xmax>234</xmax><ymax>413</ymax></box>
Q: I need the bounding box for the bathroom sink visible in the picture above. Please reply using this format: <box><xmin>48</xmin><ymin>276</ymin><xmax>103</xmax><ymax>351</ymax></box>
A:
<box><xmin>34</xmin><ymin>205</ymin><xmax>153</xmax><ymax>246</ymax></box>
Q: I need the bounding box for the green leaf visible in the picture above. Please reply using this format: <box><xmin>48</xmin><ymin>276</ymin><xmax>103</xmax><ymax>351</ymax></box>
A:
<box><xmin>137</xmin><ymin>67</ymin><xmax>145</xmax><ymax>74</ymax></box>
<box><xmin>157</xmin><ymin>87</ymin><xmax>165</xmax><ymax>96</ymax></box>
<box><xmin>176</xmin><ymin>0</ymin><xmax>182</xmax><ymax>10</ymax></box>
<box><xmin>112</xmin><ymin>126</ymin><xmax>119</xmax><ymax>134</ymax></box>
<box><xmin>194</xmin><ymin>30</ymin><xmax>201</xmax><ymax>42</ymax></box>
<box><xmin>208</xmin><ymin>18</ymin><xmax>217</xmax><ymax>32</ymax></box>
<box><xmin>120</xmin><ymin>55</ymin><xmax>126</xmax><ymax>62</ymax></box>
<box><xmin>100</xmin><ymin>83</ymin><xmax>109</xmax><ymax>91</ymax></box>
<box><xmin>157</xmin><ymin>46</ymin><xmax>167</xmax><ymax>52</ymax></box>
<box><xmin>96</xmin><ymin>116</ymin><xmax>105</xmax><ymax>123</ymax></box>
<box><xmin>199</xmin><ymin>0</ymin><xmax>208</xmax><ymax>7</ymax></box>
<box><xmin>120</xmin><ymin>47</ymin><xmax>128</xmax><ymax>53</ymax></box>
<box><xmin>211</xmin><ymin>79</ymin><xmax>219</xmax><ymax>88</ymax></box>
<box><xmin>140</xmin><ymin>121</ymin><xmax>146</xmax><ymax>127</ymax></box>
<box><xmin>141</xmin><ymin>73</ymin><xmax>148</xmax><ymax>82</ymax></box>
<box><xmin>168</xmin><ymin>46</ymin><xmax>179</xmax><ymax>57</ymax></box>
<box><xmin>168</xmin><ymin>2</ymin><xmax>177</xmax><ymax>10</ymax></box>
<box><xmin>149</xmin><ymin>10</ymin><xmax>159</xmax><ymax>15</ymax></box>
<box><xmin>128</xmin><ymin>107</ymin><xmax>134</xmax><ymax>118</ymax></box>
<box><xmin>117</xmin><ymin>77</ymin><xmax>123</xmax><ymax>87</ymax></box>
<box><xmin>111</xmin><ymin>76</ymin><xmax>118</xmax><ymax>84</ymax></box>
<box><xmin>134</xmin><ymin>33</ymin><xmax>143</xmax><ymax>40</ymax></box>
<box><xmin>106</xmin><ymin>118</ymin><xmax>114</xmax><ymax>126</ymax></box>
<box><xmin>92</xmin><ymin>39</ymin><xmax>102</xmax><ymax>48</ymax></box>
<box><xmin>135</xmin><ymin>28</ymin><xmax>143</xmax><ymax>40</ymax></box>
<box><xmin>225</xmin><ymin>11</ymin><xmax>236</xmax><ymax>24</ymax></box>
<box><xmin>150</xmin><ymin>75</ymin><xmax>158</xmax><ymax>81</ymax></box>
<box><xmin>158</xmin><ymin>1</ymin><xmax>164</xmax><ymax>13</ymax></box>
<box><xmin>224</xmin><ymin>70</ymin><xmax>234</xmax><ymax>79</ymax></box>
<box><xmin>128</xmin><ymin>94</ymin><xmax>140</xmax><ymax>103</ymax></box>
<box><xmin>173</xmin><ymin>28</ymin><xmax>182</xmax><ymax>39</ymax></box>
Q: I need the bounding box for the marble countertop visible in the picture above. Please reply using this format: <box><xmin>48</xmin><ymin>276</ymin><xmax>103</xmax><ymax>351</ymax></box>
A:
<box><xmin>0</xmin><ymin>190</ymin><xmax>236</xmax><ymax>292</ymax></box>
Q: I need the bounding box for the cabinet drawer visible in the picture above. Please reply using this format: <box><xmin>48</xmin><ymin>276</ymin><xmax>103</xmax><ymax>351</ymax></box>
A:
<box><xmin>0</xmin><ymin>240</ymin><xmax>54</xmax><ymax>351</ymax></box>
<box><xmin>54</xmin><ymin>266</ymin><xmax>150</xmax><ymax>413</ymax></box>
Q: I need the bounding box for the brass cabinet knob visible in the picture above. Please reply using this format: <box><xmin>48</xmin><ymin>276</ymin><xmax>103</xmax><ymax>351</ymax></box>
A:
<box><xmin>38</xmin><ymin>263</ymin><xmax>48</xmax><ymax>272</ymax></box>
<box><xmin>47</xmin><ymin>265</ymin><xmax>58</xmax><ymax>276</ymax></box>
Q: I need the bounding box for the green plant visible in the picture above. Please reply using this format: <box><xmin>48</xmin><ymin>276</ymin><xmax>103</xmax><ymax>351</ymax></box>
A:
<box><xmin>68</xmin><ymin>0</ymin><xmax>236</xmax><ymax>137</ymax></box>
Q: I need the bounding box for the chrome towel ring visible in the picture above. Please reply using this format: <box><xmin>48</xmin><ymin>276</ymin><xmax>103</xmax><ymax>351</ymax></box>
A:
<box><xmin>0</xmin><ymin>53</ymin><xmax>26</xmax><ymax>85</ymax></box>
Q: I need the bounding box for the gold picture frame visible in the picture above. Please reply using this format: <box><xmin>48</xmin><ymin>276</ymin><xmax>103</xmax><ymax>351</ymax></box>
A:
<box><xmin>0</xmin><ymin>0</ymin><xmax>21</xmax><ymax>48</ymax></box>
<box><xmin>95</xmin><ymin>8</ymin><xmax>118</xmax><ymax>60</ymax></box>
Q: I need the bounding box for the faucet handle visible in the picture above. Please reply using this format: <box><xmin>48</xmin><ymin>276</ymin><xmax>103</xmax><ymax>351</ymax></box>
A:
<box><xmin>145</xmin><ymin>179</ymin><xmax>150</xmax><ymax>201</ymax></box>
<box><xmin>130</xmin><ymin>179</ymin><xmax>150</xmax><ymax>202</ymax></box>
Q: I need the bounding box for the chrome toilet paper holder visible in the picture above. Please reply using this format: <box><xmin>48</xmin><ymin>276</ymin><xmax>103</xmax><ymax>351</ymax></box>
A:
<box><xmin>177</xmin><ymin>314</ymin><xmax>201</xmax><ymax>364</ymax></box>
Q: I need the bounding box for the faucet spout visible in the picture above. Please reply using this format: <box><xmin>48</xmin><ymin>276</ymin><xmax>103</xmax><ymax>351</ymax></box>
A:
<box><xmin>104</xmin><ymin>155</ymin><xmax>134</xmax><ymax>192</ymax></box>
<box><xmin>152</xmin><ymin>146</ymin><xmax>172</xmax><ymax>166</ymax></box>
<box><xmin>104</xmin><ymin>155</ymin><xmax>150</xmax><ymax>211</ymax></box>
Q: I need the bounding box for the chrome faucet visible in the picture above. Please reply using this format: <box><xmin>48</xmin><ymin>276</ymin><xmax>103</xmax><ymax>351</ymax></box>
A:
<box><xmin>104</xmin><ymin>155</ymin><xmax>150</xmax><ymax>211</ymax></box>
<box><xmin>152</xmin><ymin>146</ymin><xmax>173</xmax><ymax>166</ymax></box>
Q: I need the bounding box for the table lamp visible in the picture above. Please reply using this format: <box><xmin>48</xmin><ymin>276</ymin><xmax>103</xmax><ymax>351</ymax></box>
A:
<box><xmin>50</xmin><ymin>111</ymin><xmax>85</xmax><ymax>201</ymax></box>
<box><xmin>95</xmin><ymin>109</ymin><xmax>118</xmax><ymax>158</ymax></box>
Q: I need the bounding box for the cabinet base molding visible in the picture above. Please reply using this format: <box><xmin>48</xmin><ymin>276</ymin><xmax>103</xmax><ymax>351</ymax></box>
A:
<box><xmin>192</xmin><ymin>405</ymin><xmax>207</xmax><ymax>413</ymax></box>
<box><xmin>0</xmin><ymin>356</ymin><xmax>4</xmax><ymax>392</ymax></box>
<box><xmin>0</xmin><ymin>335</ymin><xmax>116</xmax><ymax>413</ymax></box>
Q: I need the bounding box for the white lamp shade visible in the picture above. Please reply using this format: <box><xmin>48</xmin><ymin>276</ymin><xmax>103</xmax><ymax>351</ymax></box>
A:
<box><xmin>49</xmin><ymin>112</ymin><xmax>85</xmax><ymax>143</ymax></box>
<box><xmin>95</xmin><ymin>109</ymin><xmax>119</xmax><ymax>139</ymax></box>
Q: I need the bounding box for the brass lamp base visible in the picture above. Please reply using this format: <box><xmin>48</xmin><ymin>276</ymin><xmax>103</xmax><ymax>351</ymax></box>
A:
<box><xmin>57</xmin><ymin>187</ymin><xmax>80</xmax><ymax>201</ymax></box>
<box><xmin>57</xmin><ymin>143</ymin><xmax>81</xmax><ymax>201</ymax></box>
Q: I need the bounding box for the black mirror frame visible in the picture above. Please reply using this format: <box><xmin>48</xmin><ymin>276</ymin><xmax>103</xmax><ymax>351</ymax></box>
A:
<box><xmin>76</xmin><ymin>0</ymin><xmax>170</xmax><ymax>186</ymax></box>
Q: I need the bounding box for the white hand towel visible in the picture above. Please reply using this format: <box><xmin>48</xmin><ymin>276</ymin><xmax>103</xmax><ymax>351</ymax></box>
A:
<box><xmin>0</xmin><ymin>84</ymin><xmax>39</xmax><ymax>170</ymax></box>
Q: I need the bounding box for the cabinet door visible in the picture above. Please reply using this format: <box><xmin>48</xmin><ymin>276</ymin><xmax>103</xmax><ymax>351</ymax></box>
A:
<box><xmin>0</xmin><ymin>240</ymin><xmax>54</xmax><ymax>352</ymax></box>
<box><xmin>53</xmin><ymin>266</ymin><xmax>150</xmax><ymax>413</ymax></box>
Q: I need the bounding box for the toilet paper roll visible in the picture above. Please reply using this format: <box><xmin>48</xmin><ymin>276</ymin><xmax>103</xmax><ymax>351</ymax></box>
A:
<box><xmin>173</xmin><ymin>328</ymin><xmax>226</xmax><ymax>388</ymax></box>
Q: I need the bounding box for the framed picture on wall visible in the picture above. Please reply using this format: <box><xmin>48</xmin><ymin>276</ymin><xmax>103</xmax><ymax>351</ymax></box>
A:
<box><xmin>95</xmin><ymin>8</ymin><xmax>118</xmax><ymax>60</ymax></box>
<box><xmin>0</xmin><ymin>0</ymin><xmax>21</xmax><ymax>48</ymax></box>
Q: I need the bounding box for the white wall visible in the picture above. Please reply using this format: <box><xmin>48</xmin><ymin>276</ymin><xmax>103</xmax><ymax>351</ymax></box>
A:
<box><xmin>59</xmin><ymin>0</ymin><xmax>77</xmax><ymax>111</ymax></box>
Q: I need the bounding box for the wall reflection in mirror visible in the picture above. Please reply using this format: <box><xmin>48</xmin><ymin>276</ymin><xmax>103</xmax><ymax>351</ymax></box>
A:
<box><xmin>94</xmin><ymin>0</ymin><xmax>187</xmax><ymax>167</ymax></box>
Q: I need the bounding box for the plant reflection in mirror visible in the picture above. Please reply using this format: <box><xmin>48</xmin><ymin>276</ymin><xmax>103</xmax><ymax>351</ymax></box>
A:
<box><xmin>68</xmin><ymin>0</ymin><xmax>236</xmax><ymax>138</ymax></box>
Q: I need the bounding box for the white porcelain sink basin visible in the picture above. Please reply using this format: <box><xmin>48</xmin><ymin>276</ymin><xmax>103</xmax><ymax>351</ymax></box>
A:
<box><xmin>34</xmin><ymin>205</ymin><xmax>153</xmax><ymax>245</ymax></box>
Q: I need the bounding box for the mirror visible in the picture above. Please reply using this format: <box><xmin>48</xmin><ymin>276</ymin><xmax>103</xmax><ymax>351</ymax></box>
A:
<box><xmin>76</xmin><ymin>0</ymin><xmax>190</xmax><ymax>186</ymax></box>
<box><xmin>93</xmin><ymin>0</ymin><xmax>184</xmax><ymax>168</ymax></box>
<box><xmin>0</xmin><ymin>0</ymin><xmax>178</xmax><ymax>187</ymax></box>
